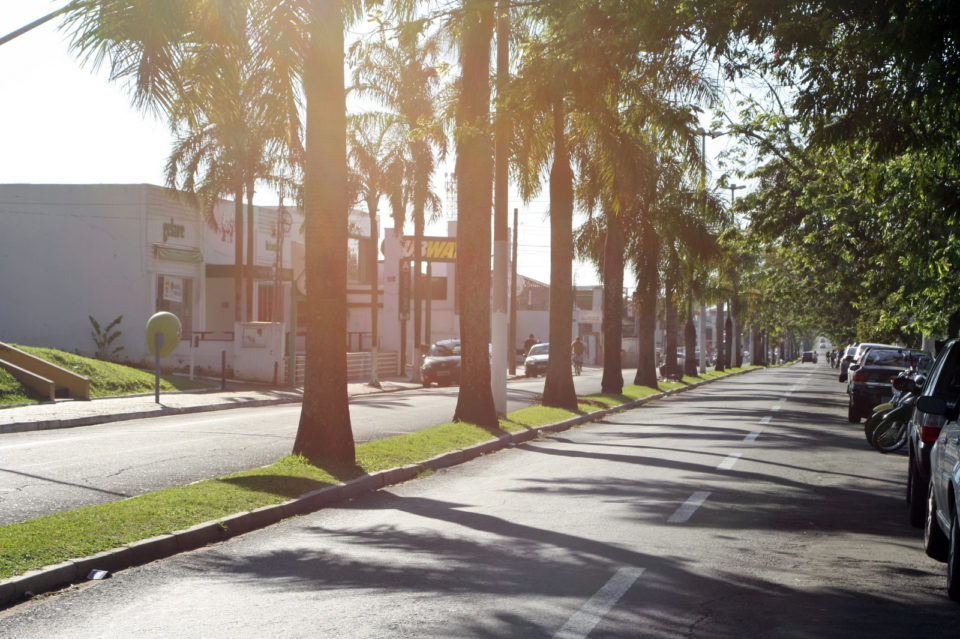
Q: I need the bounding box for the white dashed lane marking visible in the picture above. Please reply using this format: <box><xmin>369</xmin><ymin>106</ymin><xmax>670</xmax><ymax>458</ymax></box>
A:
<box><xmin>668</xmin><ymin>491</ymin><xmax>711</xmax><ymax>523</ymax></box>
<box><xmin>717</xmin><ymin>453</ymin><xmax>742</xmax><ymax>470</ymax></box>
<box><xmin>744</xmin><ymin>431</ymin><xmax>760</xmax><ymax>442</ymax></box>
<box><xmin>552</xmin><ymin>567</ymin><xmax>645</xmax><ymax>639</ymax></box>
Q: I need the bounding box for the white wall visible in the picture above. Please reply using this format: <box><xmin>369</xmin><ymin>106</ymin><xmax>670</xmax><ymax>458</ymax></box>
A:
<box><xmin>0</xmin><ymin>184</ymin><xmax>206</xmax><ymax>365</ymax></box>
<box><xmin>0</xmin><ymin>184</ymin><xmax>150</xmax><ymax>358</ymax></box>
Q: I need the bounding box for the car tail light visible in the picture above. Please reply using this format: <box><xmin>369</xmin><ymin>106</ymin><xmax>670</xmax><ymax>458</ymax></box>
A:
<box><xmin>921</xmin><ymin>425</ymin><xmax>942</xmax><ymax>443</ymax></box>
<box><xmin>853</xmin><ymin>369</ymin><xmax>866</xmax><ymax>383</ymax></box>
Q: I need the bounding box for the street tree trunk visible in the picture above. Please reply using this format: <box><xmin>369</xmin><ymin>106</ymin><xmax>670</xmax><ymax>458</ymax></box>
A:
<box><xmin>452</xmin><ymin>0</ymin><xmax>498</xmax><ymax>428</ymax></box>
<box><xmin>633</xmin><ymin>217</ymin><xmax>659</xmax><ymax>387</ymax></box>
<box><xmin>714</xmin><ymin>300</ymin><xmax>725</xmax><ymax>371</ymax></box>
<box><xmin>664</xmin><ymin>262</ymin><xmax>678</xmax><ymax>372</ymax></box>
<box><xmin>542</xmin><ymin>96</ymin><xmax>577</xmax><ymax>410</ymax></box>
<box><xmin>600</xmin><ymin>209</ymin><xmax>624</xmax><ymax>395</ymax></box>
<box><xmin>293</xmin><ymin>0</ymin><xmax>355</xmax><ymax>465</ymax></box>
<box><xmin>684</xmin><ymin>298</ymin><xmax>698</xmax><ymax>377</ymax></box>
<box><xmin>246</xmin><ymin>182</ymin><xmax>255</xmax><ymax>321</ymax></box>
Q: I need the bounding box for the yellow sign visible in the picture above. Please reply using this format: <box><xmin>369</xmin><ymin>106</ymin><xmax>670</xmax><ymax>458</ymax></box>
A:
<box><xmin>401</xmin><ymin>236</ymin><xmax>457</xmax><ymax>262</ymax></box>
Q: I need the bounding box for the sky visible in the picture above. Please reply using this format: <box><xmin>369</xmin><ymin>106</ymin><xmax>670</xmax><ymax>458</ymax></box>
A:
<box><xmin>0</xmin><ymin>4</ymin><xmax>741</xmax><ymax>290</ymax></box>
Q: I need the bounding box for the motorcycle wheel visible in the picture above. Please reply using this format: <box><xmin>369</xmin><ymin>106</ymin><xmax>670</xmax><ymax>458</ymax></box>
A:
<box><xmin>870</xmin><ymin>416</ymin><xmax>909</xmax><ymax>453</ymax></box>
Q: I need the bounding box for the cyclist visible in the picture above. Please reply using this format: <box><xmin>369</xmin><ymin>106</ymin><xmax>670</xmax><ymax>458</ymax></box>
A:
<box><xmin>571</xmin><ymin>336</ymin><xmax>585</xmax><ymax>375</ymax></box>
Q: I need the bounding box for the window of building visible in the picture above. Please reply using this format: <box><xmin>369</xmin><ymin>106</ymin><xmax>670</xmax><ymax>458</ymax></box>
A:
<box><xmin>156</xmin><ymin>275</ymin><xmax>193</xmax><ymax>339</ymax></box>
<box><xmin>258</xmin><ymin>282</ymin><xmax>276</xmax><ymax>322</ymax></box>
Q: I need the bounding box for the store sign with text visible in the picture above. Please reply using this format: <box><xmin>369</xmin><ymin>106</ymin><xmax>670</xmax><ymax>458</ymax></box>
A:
<box><xmin>400</xmin><ymin>236</ymin><xmax>457</xmax><ymax>262</ymax></box>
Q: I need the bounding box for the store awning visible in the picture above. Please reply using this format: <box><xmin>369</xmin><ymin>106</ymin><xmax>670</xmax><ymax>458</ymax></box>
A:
<box><xmin>154</xmin><ymin>245</ymin><xmax>204</xmax><ymax>263</ymax></box>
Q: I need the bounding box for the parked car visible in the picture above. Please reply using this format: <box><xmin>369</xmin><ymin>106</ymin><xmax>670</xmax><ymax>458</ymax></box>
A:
<box><xmin>907</xmin><ymin>340</ymin><xmax>960</xmax><ymax>529</ymax></box>
<box><xmin>839</xmin><ymin>344</ymin><xmax>859</xmax><ymax>381</ymax></box>
<box><xmin>801</xmin><ymin>350</ymin><xmax>817</xmax><ymax>363</ymax></box>
<box><xmin>524</xmin><ymin>342</ymin><xmax>550</xmax><ymax>377</ymax></box>
<box><xmin>421</xmin><ymin>339</ymin><xmax>461</xmax><ymax>387</ymax></box>
<box><xmin>915</xmin><ymin>340</ymin><xmax>960</xmax><ymax>600</ymax></box>
<box><xmin>845</xmin><ymin>347</ymin><xmax>933</xmax><ymax>422</ymax></box>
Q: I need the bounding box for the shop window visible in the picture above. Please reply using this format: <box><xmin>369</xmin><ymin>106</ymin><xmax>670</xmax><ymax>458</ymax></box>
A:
<box><xmin>156</xmin><ymin>275</ymin><xmax>193</xmax><ymax>339</ymax></box>
<box><xmin>258</xmin><ymin>283</ymin><xmax>276</xmax><ymax>322</ymax></box>
<box><xmin>347</xmin><ymin>238</ymin><xmax>361</xmax><ymax>282</ymax></box>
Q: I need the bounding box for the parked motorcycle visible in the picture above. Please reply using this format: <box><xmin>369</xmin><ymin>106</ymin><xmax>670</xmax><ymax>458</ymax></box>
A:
<box><xmin>863</xmin><ymin>369</ymin><xmax>925</xmax><ymax>453</ymax></box>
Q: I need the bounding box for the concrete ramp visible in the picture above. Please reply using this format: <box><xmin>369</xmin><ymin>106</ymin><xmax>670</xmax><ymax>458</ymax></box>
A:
<box><xmin>0</xmin><ymin>342</ymin><xmax>91</xmax><ymax>400</ymax></box>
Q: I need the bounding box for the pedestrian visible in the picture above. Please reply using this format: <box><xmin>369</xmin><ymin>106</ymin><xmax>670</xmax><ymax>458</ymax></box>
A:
<box><xmin>523</xmin><ymin>333</ymin><xmax>537</xmax><ymax>355</ymax></box>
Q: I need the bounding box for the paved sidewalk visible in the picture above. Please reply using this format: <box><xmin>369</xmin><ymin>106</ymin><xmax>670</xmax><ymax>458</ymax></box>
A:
<box><xmin>0</xmin><ymin>377</ymin><xmax>423</xmax><ymax>434</ymax></box>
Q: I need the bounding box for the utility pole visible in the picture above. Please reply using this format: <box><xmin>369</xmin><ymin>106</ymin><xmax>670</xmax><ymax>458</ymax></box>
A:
<box><xmin>509</xmin><ymin>208</ymin><xmax>518</xmax><ymax>375</ymax></box>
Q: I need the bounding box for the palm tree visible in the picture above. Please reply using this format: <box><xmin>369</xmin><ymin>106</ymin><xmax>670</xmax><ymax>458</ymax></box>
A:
<box><xmin>351</xmin><ymin>23</ymin><xmax>445</xmax><ymax>383</ymax></box>
<box><xmin>347</xmin><ymin>112</ymin><xmax>405</xmax><ymax>386</ymax></box>
<box><xmin>165</xmin><ymin>34</ymin><xmax>295</xmax><ymax>324</ymax></box>
<box><xmin>65</xmin><ymin>0</ymin><xmax>359</xmax><ymax>465</ymax></box>
<box><xmin>450</xmin><ymin>0</ymin><xmax>499</xmax><ymax>426</ymax></box>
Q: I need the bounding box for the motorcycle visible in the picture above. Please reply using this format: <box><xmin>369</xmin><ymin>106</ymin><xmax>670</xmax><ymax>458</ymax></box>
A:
<box><xmin>863</xmin><ymin>369</ymin><xmax>925</xmax><ymax>453</ymax></box>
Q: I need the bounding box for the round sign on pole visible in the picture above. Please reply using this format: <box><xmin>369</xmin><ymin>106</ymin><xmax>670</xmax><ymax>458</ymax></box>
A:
<box><xmin>146</xmin><ymin>312</ymin><xmax>181</xmax><ymax>357</ymax></box>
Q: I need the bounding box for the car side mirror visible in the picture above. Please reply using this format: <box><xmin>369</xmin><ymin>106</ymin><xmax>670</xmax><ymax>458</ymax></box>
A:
<box><xmin>916</xmin><ymin>395</ymin><xmax>958</xmax><ymax>421</ymax></box>
<box><xmin>917</xmin><ymin>396</ymin><xmax>946</xmax><ymax>416</ymax></box>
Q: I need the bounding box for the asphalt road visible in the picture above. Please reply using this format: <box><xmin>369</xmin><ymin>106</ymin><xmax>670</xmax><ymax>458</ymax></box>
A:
<box><xmin>0</xmin><ymin>367</ymin><xmax>607</xmax><ymax>525</ymax></box>
<box><xmin>2</xmin><ymin>362</ymin><xmax>958</xmax><ymax>637</ymax></box>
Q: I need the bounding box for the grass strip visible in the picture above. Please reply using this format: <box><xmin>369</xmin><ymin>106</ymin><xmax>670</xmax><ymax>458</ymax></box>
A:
<box><xmin>0</xmin><ymin>365</ymin><xmax>760</xmax><ymax>580</ymax></box>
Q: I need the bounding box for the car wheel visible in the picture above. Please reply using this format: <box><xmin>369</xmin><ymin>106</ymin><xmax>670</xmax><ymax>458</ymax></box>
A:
<box><xmin>847</xmin><ymin>395</ymin><xmax>860</xmax><ymax>423</ymax></box>
<box><xmin>909</xmin><ymin>459</ymin><xmax>927</xmax><ymax>528</ymax></box>
<box><xmin>925</xmin><ymin>481</ymin><xmax>950</xmax><ymax>561</ymax></box>
<box><xmin>948</xmin><ymin>508</ymin><xmax>960</xmax><ymax>602</ymax></box>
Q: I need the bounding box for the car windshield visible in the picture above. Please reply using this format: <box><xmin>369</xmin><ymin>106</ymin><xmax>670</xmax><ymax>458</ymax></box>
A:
<box><xmin>865</xmin><ymin>349</ymin><xmax>933</xmax><ymax>371</ymax></box>
<box><xmin>528</xmin><ymin>344</ymin><xmax>549</xmax><ymax>356</ymax></box>
<box><xmin>429</xmin><ymin>343</ymin><xmax>460</xmax><ymax>357</ymax></box>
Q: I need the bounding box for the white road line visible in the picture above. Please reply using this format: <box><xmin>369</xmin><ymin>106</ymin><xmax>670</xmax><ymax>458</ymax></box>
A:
<box><xmin>668</xmin><ymin>491</ymin><xmax>711</xmax><ymax>523</ymax></box>
<box><xmin>717</xmin><ymin>453</ymin><xmax>742</xmax><ymax>470</ymax></box>
<box><xmin>770</xmin><ymin>404</ymin><xmax>781</xmax><ymax>412</ymax></box>
<box><xmin>759</xmin><ymin>416</ymin><xmax>772</xmax><ymax>424</ymax></box>
<box><xmin>553</xmin><ymin>567</ymin><xmax>645</xmax><ymax>639</ymax></box>
<box><xmin>744</xmin><ymin>431</ymin><xmax>760</xmax><ymax>442</ymax></box>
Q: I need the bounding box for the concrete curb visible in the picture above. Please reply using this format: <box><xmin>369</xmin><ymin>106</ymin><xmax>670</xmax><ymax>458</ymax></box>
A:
<box><xmin>0</xmin><ymin>367</ymin><xmax>764</xmax><ymax>608</ymax></box>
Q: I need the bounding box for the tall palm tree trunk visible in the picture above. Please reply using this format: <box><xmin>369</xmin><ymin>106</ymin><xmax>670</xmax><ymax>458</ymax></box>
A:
<box><xmin>452</xmin><ymin>0</ymin><xmax>497</xmax><ymax>428</ymax></box>
<box><xmin>294</xmin><ymin>0</ymin><xmax>355</xmax><ymax>464</ymax></box>
<box><xmin>664</xmin><ymin>263</ymin><xmax>678</xmax><ymax>372</ymax></box>
<box><xmin>683</xmin><ymin>296</ymin><xmax>698</xmax><ymax>377</ymax></box>
<box><xmin>714</xmin><ymin>299</ymin><xmax>725</xmax><ymax>371</ymax></box>
<box><xmin>600</xmin><ymin>210</ymin><xmax>624</xmax><ymax>394</ymax></box>
<box><xmin>411</xmin><ymin>201</ymin><xmax>424</xmax><ymax>382</ymax></box>
<box><xmin>633</xmin><ymin>216</ymin><xmax>659</xmax><ymax>387</ymax></box>
<box><xmin>542</xmin><ymin>97</ymin><xmax>577</xmax><ymax>410</ymax></box>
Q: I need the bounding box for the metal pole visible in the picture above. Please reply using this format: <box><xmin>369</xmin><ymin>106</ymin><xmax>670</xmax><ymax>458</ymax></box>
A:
<box><xmin>508</xmin><ymin>207</ymin><xmax>519</xmax><ymax>376</ymax></box>
<box><xmin>491</xmin><ymin>0</ymin><xmax>510</xmax><ymax>416</ymax></box>
<box><xmin>154</xmin><ymin>333</ymin><xmax>163</xmax><ymax>403</ymax></box>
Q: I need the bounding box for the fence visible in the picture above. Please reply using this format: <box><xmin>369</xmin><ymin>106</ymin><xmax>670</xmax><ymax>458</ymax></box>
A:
<box><xmin>292</xmin><ymin>351</ymin><xmax>399</xmax><ymax>386</ymax></box>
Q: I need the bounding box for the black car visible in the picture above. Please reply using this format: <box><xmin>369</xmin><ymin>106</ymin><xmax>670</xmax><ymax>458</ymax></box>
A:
<box><xmin>845</xmin><ymin>347</ymin><xmax>932</xmax><ymax>422</ymax></box>
<box><xmin>801</xmin><ymin>350</ymin><xmax>817</xmax><ymax>363</ymax></box>
<box><xmin>907</xmin><ymin>339</ymin><xmax>960</xmax><ymax>528</ymax></box>
<box><xmin>421</xmin><ymin>339</ymin><xmax>461</xmax><ymax>387</ymax></box>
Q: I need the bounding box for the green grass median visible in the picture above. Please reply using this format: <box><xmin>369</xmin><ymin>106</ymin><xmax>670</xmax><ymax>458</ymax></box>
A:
<box><xmin>0</xmin><ymin>366</ymin><xmax>759</xmax><ymax>580</ymax></box>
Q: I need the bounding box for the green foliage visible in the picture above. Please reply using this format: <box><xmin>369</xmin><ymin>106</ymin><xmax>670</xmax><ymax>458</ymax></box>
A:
<box><xmin>89</xmin><ymin>314</ymin><xmax>124</xmax><ymax>361</ymax></box>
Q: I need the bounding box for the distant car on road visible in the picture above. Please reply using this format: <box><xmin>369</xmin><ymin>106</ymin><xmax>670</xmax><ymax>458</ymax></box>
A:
<box><xmin>801</xmin><ymin>351</ymin><xmax>817</xmax><ymax>363</ymax></box>
<box><xmin>524</xmin><ymin>343</ymin><xmax>550</xmax><ymax>377</ymax></box>
<box><xmin>421</xmin><ymin>339</ymin><xmax>461</xmax><ymax>387</ymax></box>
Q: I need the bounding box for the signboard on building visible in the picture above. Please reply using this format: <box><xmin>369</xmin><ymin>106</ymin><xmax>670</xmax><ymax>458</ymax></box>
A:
<box><xmin>401</xmin><ymin>236</ymin><xmax>457</xmax><ymax>262</ymax></box>
<box><xmin>163</xmin><ymin>276</ymin><xmax>184</xmax><ymax>303</ymax></box>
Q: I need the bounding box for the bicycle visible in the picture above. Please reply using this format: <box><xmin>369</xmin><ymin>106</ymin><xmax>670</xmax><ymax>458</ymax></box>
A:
<box><xmin>572</xmin><ymin>355</ymin><xmax>583</xmax><ymax>376</ymax></box>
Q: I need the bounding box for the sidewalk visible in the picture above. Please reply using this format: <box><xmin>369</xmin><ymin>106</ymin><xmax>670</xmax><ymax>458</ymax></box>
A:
<box><xmin>0</xmin><ymin>377</ymin><xmax>424</xmax><ymax>435</ymax></box>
